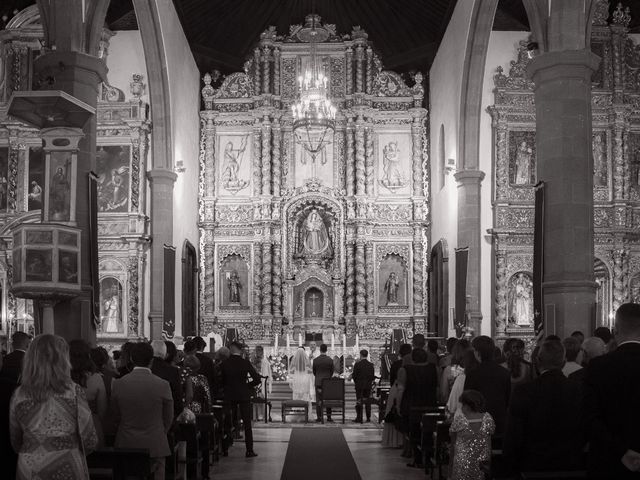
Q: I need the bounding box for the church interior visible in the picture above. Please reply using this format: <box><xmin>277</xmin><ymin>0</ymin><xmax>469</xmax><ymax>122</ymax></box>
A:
<box><xmin>1</xmin><ymin>0</ymin><xmax>639</xmax><ymax>479</ymax></box>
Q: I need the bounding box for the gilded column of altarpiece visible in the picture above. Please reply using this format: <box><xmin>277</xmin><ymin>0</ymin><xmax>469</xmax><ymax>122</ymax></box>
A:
<box><xmin>488</xmin><ymin>3</ymin><xmax>640</xmax><ymax>339</ymax></box>
<box><xmin>198</xmin><ymin>15</ymin><xmax>429</xmax><ymax>348</ymax></box>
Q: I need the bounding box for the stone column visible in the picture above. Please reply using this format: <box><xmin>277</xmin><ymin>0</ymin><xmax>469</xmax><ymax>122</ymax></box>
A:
<box><xmin>345</xmin><ymin>117</ymin><xmax>355</xmax><ymax>196</ymax></box>
<box><xmin>454</xmin><ymin>170</ymin><xmax>485</xmax><ymax>335</ymax></box>
<box><xmin>354</xmin><ymin>117</ymin><xmax>366</xmax><ymax>196</ymax></box>
<box><xmin>203</xmin><ymin>231</ymin><xmax>215</xmax><ymax>316</ymax></box>
<box><xmin>364</xmin><ymin>125</ymin><xmax>374</xmax><ymax>195</ymax></box>
<box><xmin>612</xmin><ymin>109</ymin><xmax>625</xmax><ymax>200</ymax></box>
<box><xmin>365</xmin><ymin>242</ymin><xmax>375</xmax><ymax>314</ymax></box>
<box><xmin>412</xmin><ymin>227</ymin><xmax>424</xmax><ymax>317</ymax></box>
<box><xmin>345</xmin><ymin>47</ymin><xmax>353</xmax><ymax>95</ymax></box>
<box><xmin>345</xmin><ymin>242</ymin><xmax>355</xmax><ymax>316</ymax></box>
<box><xmin>272</xmin><ymin>118</ymin><xmax>281</xmax><ymax>196</ymax></box>
<box><xmin>261</xmin><ymin>116</ymin><xmax>272</xmax><ymax>195</ymax></box>
<box><xmin>253</xmin><ymin>119</ymin><xmax>262</xmax><ymax>196</ymax></box>
<box><xmin>253</xmin><ymin>243</ymin><xmax>263</xmax><ymax>315</ymax></box>
<box><xmin>273</xmin><ymin>244</ymin><xmax>283</xmax><ymax>317</ymax></box>
<box><xmin>261</xmin><ymin>243</ymin><xmax>272</xmax><ymax>316</ymax></box>
<box><xmin>494</xmin><ymin>249</ymin><xmax>508</xmax><ymax>334</ymax></box>
<box><xmin>128</xmin><ymin>254</ymin><xmax>141</xmax><ymax>336</ymax></box>
<box><xmin>355</xmin><ymin>239</ymin><xmax>366</xmax><ymax>315</ymax></box>
<box><xmin>527</xmin><ymin>49</ymin><xmax>600</xmax><ymax>337</ymax></box>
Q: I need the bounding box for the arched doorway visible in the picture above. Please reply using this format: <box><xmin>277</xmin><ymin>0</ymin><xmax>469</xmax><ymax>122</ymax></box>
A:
<box><xmin>182</xmin><ymin>241</ymin><xmax>198</xmax><ymax>337</ymax></box>
<box><xmin>429</xmin><ymin>240</ymin><xmax>449</xmax><ymax>337</ymax></box>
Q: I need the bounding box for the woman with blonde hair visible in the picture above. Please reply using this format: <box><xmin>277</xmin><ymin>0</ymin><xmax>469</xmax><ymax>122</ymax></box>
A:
<box><xmin>10</xmin><ymin>334</ymin><xmax>97</xmax><ymax>479</ymax></box>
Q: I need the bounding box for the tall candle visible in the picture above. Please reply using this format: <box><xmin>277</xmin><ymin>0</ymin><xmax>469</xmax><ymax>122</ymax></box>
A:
<box><xmin>343</xmin><ymin>333</ymin><xmax>346</xmax><ymax>354</ymax></box>
<box><xmin>274</xmin><ymin>333</ymin><xmax>279</xmax><ymax>356</ymax></box>
<box><xmin>298</xmin><ymin>333</ymin><xmax>302</xmax><ymax>347</ymax></box>
<box><xmin>286</xmin><ymin>333</ymin><xmax>290</xmax><ymax>349</ymax></box>
<box><xmin>331</xmin><ymin>332</ymin><xmax>335</xmax><ymax>351</ymax></box>
<box><xmin>356</xmin><ymin>333</ymin><xmax>359</xmax><ymax>351</ymax></box>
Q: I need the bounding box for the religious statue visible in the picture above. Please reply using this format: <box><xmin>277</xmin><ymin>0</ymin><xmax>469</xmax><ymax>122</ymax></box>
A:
<box><xmin>509</xmin><ymin>273</ymin><xmax>533</xmax><ymax>326</ymax></box>
<box><xmin>105</xmin><ymin>167</ymin><xmax>129</xmax><ymax>212</ymax></box>
<box><xmin>513</xmin><ymin>141</ymin><xmax>532</xmax><ymax>185</ymax></box>
<box><xmin>593</xmin><ymin>133</ymin><xmax>607</xmax><ymax>187</ymax></box>
<box><xmin>102</xmin><ymin>283</ymin><xmax>121</xmax><ymax>333</ymax></box>
<box><xmin>300</xmin><ymin>209</ymin><xmax>330</xmax><ymax>256</ymax></box>
<box><xmin>380</xmin><ymin>141</ymin><xmax>406</xmax><ymax>190</ymax></box>
<box><xmin>221</xmin><ymin>137</ymin><xmax>249</xmax><ymax>193</ymax></box>
<box><xmin>28</xmin><ymin>180</ymin><xmax>43</xmax><ymax>209</ymax></box>
<box><xmin>227</xmin><ymin>270</ymin><xmax>242</xmax><ymax>304</ymax></box>
<box><xmin>384</xmin><ymin>271</ymin><xmax>400</xmax><ymax>305</ymax></box>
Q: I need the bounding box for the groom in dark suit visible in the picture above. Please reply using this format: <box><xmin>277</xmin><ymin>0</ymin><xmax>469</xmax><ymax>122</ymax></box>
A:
<box><xmin>313</xmin><ymin>344</ymin><xmax>334</xmax><ymax>422</ymax></box>
<box><xmin>221</xmin><ymin>341</ymin><xmax>262</xmax><ymax>457</ymax></box>
<box><xmin>584</xmin><ymin>303</ymin><xmax>640</xmax><ymax>479</ymax></box>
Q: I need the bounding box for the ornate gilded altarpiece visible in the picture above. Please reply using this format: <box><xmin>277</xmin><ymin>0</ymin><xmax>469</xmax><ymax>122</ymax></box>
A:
<box><xmin>198</xmin><ymin>15</ymin><xmax>429</xmax><ymax>353</ymax></box>
<box><xmin>488</xmin><ymin>2</ymin><xmax>640</xmax><ymax>338</ymax></box>
<box><xmin>0</xmin><ymin>7</ymin><xmax>149</xmax><ymax>344</ymax></box>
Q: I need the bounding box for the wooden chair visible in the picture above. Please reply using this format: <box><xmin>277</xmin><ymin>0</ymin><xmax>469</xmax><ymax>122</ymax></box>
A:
<box><xmin>320</xmin><ymin>378</ymin><xmax>345</xmax><ymax>424</ymax></box>
<box><xmin>281</xmin><ymin>400</ymin><xmax>309</xmax><ymax>423</ymax></box>
<box><xmin>87</xmin><ymin>447</ymin><xmax>152</xmax><ymax>480</ymax></box>
<box><xmin>175</xmin><ymin>423</ymin><xmax>202</xmax><ymax>480</ymax></box>
<box><xmin>250</xmin><ymin>376</ymin><xmax>272</xmax><ymax>423</ymax></box>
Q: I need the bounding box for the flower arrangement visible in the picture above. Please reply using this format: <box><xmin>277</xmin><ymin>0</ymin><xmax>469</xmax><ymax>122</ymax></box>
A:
<box><xmin>268</xmin><ymin>353</ymin><xmax>289</xmax><ymax>381</ymax></box>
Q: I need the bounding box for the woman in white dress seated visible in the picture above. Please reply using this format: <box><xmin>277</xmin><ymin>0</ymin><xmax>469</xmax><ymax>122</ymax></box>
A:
<box><xmin>289</xmin><ymin>347</ymin><xmax>314</xmax><ymax>412</ymax></box>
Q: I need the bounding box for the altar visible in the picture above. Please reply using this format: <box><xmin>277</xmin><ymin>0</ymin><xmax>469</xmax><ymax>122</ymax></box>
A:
<box><xmin>197</xmin><ymin>14</ymin><xmax>429</xmax><ymax>358</ymax></box>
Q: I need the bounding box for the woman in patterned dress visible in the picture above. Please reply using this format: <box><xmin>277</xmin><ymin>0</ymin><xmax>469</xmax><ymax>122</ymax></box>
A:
<box><xmin>10</xmin><ymin>334</ymin><xmax>97</xmax><ymax>480</ymax></box>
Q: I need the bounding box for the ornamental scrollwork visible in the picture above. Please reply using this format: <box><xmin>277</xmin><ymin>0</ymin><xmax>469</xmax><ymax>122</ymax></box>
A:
<box><xmin>216</xmin><ymin>205</ymin><xmax>254</xmax><ymax>223</ymax></box>
<box><xmin>372</xmin><ymin>71</ymin><xmax>411</xmax><ymax>97</ymax></box>
<box><xmin>217</xmin><ymin>244</ymin><xmax>251</xmax><ymax>266</ymax></box>
<box><xmin>375</xmin><ymin>243</ymin><xmax>410</xmax><ymax>268</ymax></box>
<box><xmin>214</xmin><ymin>72</ymin><xmax>254</xmax><ymax>99</ymax></box>
<box><xmin>493</xmin><ymin>40</ymin><xmax>534</xmax><ymax>90</ymax></box>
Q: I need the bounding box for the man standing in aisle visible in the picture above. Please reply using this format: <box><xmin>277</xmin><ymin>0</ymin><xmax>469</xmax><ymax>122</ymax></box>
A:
<box><xmin>222</xmin><ymin>342</ymin><xmax>262</xmax><ymax>457</ymax></box>
<box><xmin>352</xmin><ymin>349</ymin><xmax>375</xmax><ymax>423</ymax></box>
<box><xmin>313</xmin><ymin>344</ymin><xmax>335</xmax><ymax>422</ymax></box>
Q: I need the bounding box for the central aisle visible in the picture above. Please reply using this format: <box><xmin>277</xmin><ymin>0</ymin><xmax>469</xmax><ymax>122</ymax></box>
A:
<box><xmin>212</xmin><ymin>426</ymin><xmax>431</xmax><ymax>480</ymax></box>
<box><xmin>280</xmin><ymin>428</ymin><xmax>361</xmax><ymax>480</ymax></box>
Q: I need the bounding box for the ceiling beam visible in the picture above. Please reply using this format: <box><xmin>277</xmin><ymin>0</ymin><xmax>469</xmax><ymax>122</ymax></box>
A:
<box><xmin>383</xmin><ymin>42</ymin><xmax>439</xmax><ymax>70</ymax></box>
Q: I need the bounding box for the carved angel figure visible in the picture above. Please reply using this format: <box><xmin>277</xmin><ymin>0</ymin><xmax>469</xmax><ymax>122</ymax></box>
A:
<box><xmin>221</xmin><ymin>137</ymin><xmax>249</xmax><ymax>193</ymax></box>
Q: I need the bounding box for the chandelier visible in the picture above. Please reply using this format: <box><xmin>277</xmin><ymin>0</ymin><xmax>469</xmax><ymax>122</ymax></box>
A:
<box><xmin>291</xmin><ymin>13</ymin><xmax>337</xmax><ymax>163</ymax></box>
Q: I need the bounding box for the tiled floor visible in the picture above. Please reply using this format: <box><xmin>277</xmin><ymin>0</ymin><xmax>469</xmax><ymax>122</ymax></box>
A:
<box><xmin>211</xmin><ymin>425</ymin><xmax>430</xmax><ymax>480</ymax></box>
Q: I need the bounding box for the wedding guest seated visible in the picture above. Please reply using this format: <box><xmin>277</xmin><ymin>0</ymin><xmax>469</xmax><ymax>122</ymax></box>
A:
<box><xmin>450</xmin><ymin>390</ymin><xmax>495</xmax><ymax>480</ymax></box>
<box><xmin>571</xmin><ymin>330</ymin><xmax>585</xmax><ymax>346</ymax></box>
<box><xmin>397</xmin><ymin>348</ymin><xmax>438</xmax><ymax>468</ymax></box>
<box><xmin>500</xmin><ymin>338</ymin><xmax>532</xmax><ymax>391</ymax></box>
<box><xmin>464</xmin><ymin>336</ymin><xmax>511</xmax><ymax>436</ymax></box>
<box><xmin>70</xmin><ymin>339</ymin><xmax>108</xmax><ymax>447</ymax></box>
<box><xmin>568</xmin><ymin>336</ymin><xmax>606</xmax><ymax>384</ymax></box>
<box><xmin>352</xmin><ymin>349</ymin><xmax>375</xmax><ymax>423</ymax></box>
<box><xmin>111</xmin><ymin>342</ymin><xmax>174</xmax><ymax>480</ymax></box>
<box><xmin>503</xmin><ymin>339</ymin><xmax>585</xmax><ymax>475</ymax></box>
<box><xmin>584</xmin><ymin>303</ymin><xmax>640</xmax><ymax>479</ymax></box>
<box><xmin>0</xmin><ymin>331</ymin><xmax>31</xmax><ymax>382</ymax></box>
<box><xmin>390</xmin><ymin>343</ymin><xmax>412</xmax><ymax>387</ymax></box>
<box><xmin>562</xmin><ymin>337</ymin><xmax>583</xmax><ymax>377</ymax></box>
<box><xmin>10</xmin><ymin>335</ymin><xmax>97</xmax><ymax>479</ymax></box>
<box><xmin>151</xmin><ymin>340</ymin><xmax>183</xmax><ymax>417</ymax></box>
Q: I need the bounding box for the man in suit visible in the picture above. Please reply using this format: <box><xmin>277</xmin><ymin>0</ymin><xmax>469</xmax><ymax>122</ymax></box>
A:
<box><xmin>0</xmin><ymin>331</ymin><xmax>31</xmax><ymax>382</ymax></box>
<box><xmin>352</xmin><ymin>349</ymin><xmax>375</xmax><ymax>423</ymax></box>
<box><xmin>194</xmin><ymin>336</ymin><xmax>216</xmax><ymax>392</ymax></box>
<box><xmin>584</xmin><ymin>303</ymin><xmax>640</xmax><ymax>479</ymax></box>
<box><xmin>568</xmin><ymin>336</ymin><xmax>606</xmax><ymax>385</ymax></box>
<box><xmin>221</xmin><ymin>341</ymin><xmax>262</xmax><ymax>457</ymax></box>
<box><xmin>111</xmin><ymin>342</ymin><xmax>173</xmax><ymax>480</ymax></box>
<box><xmin>389</xmin><ymin>343</ymin><xmax>412</xmax><ymax>386</ymax></box>
<box><xmin>503</xmin><ymin>339</ymin><xmax>585</xmax><ymax>475</ymax></box>
<box><xmin>313</xmin><ymin>343</ymin><xmax>335</xmax><ymax>422</ymax></box>
<box><xmin>150</xmin><ymin>340</ymin><xmax>183</xmax><ymax>418</ymax></box>
<box><xmin>464</xmin><ymin>335</ymin><xmax>511</xmax><ymax>435</ymax></box>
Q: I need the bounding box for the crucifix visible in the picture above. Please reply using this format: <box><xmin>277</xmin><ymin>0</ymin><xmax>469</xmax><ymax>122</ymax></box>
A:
<box><xmin>309</xmin><ymin>292</ymin><xmax>321</xmax><ymax>317</ymax></box>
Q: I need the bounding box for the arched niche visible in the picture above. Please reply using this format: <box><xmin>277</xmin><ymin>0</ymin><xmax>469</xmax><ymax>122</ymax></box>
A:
<box><xmin>429</xmin><ymin>239</ymin><xmax>449</xmax><ymax>337</ymax></box>
<box><xmin>99</xmin><ymin>276</ymin><xmax>125</xmax><ymax>335</ymax></box>
<box><xmin>218</xmin><ymin>253</ymin><xmax>250</xmax><ymax>311</ymax></box>
<box><xmin>594</xmin><ymin>256</ymin><xmax>612</xmax><ymax>328</ymax></box>
<box><xmin>507</xmin><ymin>271</ymin><xmax>533</xmax><ymax>327</ymax></box>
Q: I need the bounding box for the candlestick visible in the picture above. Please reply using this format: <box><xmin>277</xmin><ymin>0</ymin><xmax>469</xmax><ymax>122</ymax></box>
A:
<box><xmin>274</xmin><ymin>333</ymin><xmax>279</xmax><ymax>356</ymax></box>
<box><xmin>331</xmin><ymin>332</ymin><xmax>335</xmax><ymax>351</ymax></box>
<box><xmin>286</xmin><ymin>333</ymin><xmax>290</xmax><ymax>349</ymax></box>
<box><xmin>343</xmin><ymin>333</ymin><xmax>346</xmax><ymax>355</ymax></box>
<box><xmin>355</xmin><ymin>333</ymin><xmax>359</xmax><ymax>352</ymax></box>
<box><xmin>298</xmin><ymin>333</ymin><xmax>302</xmax><ymax>347</ymax></box>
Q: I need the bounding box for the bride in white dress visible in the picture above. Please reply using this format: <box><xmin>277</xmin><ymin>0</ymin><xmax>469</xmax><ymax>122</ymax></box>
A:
<box><xmin>289</xmin><ymin>347</ymin><xmax>315</xmax><ymax>411</ymax></box>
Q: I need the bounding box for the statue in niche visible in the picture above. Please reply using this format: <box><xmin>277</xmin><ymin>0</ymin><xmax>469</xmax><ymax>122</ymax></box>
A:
<box><xmin>221</xmin><ymin>136</ymin><xmax>249</xmax><ymax>193</ymax></box>
<box><xmin>513</xmin><ymin>141</ymin><xmax>532</xmax><ymax>185</ymax></box>
<box><xmin>227</xmin><ymin>270</ymin><xmax>242</xmax><ymax>305</ymax></box>
<box><xmin>380</xmin><ymin>141</ymin><xmax>407</xmax><ymax>191</ymax></box>
<box><xmin>508</xmin><ymin>273</ymin><xmax>533</xmax><ymax>327</ymax></box>
<box><xmin>300</xmin><ymin>209</ymin><xmax>330</xmax><ymax>256</ymax></box>
<box><xmin>100</xmin><ymin>278</ymin><xmax>122</xmax><ymax>334</ymax></box>
<box><xmin>384</xmin><ymin>271</ymin><xmax>400</xmax><ymax>305</ymax></box>
<box><xmin>593</xmin><ymin>133</ymin><xmax>607</xmax><ymax>187</ymax></box>
<box><xmin>50</xmin><ymin>164</ymin><xmax>71</xmax><ymax>220</ymax></box>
